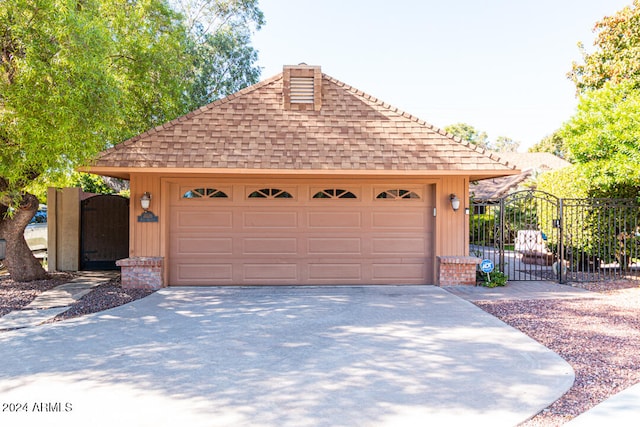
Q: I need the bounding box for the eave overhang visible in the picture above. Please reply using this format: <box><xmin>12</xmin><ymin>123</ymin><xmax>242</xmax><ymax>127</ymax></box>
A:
<box><xmin>79</xmin><ymin>166</ymin><xmax>521</xmax><ymax>182</ymax></box>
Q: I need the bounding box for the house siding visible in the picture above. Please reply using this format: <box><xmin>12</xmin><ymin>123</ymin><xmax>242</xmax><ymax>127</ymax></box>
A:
<box><xmin>130</xmin><ymin>173</ymin><xmax>163</xmax><ymax>258</ymax></box>
<box><xmin>438</xmin><ymin>176</ymin><xmax>470</xmax><ymax>257</ymax></box>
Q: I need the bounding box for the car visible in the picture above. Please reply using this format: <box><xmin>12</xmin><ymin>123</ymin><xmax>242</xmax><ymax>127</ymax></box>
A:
<box><xmin>25</xmin><ymin>206</ymin><xmax>47</xmax><ymax>252</ymax></box>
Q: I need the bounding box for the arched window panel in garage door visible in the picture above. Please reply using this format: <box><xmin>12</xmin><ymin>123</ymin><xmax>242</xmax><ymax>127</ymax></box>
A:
<box><xmin>312</xmin><ymin>188</ymin><xmax>358</xmax><ymax>199</ymax></box>
<box><xmin>247</xmin><ymin>188</ymin><xmax>294</xmax><ymax>199</ymax></box>
<box><xmin>182</xmin><ymin>187</ymin><xmax>229</xmax><ymax>199</ymax></box>
<box><xmin>375</xmin><ymin>189</ymin><xmax>421</xmax><ymax>200</ymax></box>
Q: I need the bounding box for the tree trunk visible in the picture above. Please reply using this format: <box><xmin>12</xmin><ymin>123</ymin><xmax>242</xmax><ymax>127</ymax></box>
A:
<box><xmin>0</xmin><ymin>194</ymin><xmax>47</xmax><ymax>282</ymax></box>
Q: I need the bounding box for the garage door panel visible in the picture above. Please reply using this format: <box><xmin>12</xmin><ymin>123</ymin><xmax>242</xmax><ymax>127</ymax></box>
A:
<box><xmin>372</xmin><ymin>211</ymin><xmax>425</xmax><ymax>229</ymax></box>
<box><xmin>175</xmin><ymin>237</ymin><xmax>233</xmax><ymax>255</ymax></box>
<box><xmin>244</xmin><ymin>264</ymin><xmax>298</xmax><ymax>281</ymax></box>
<box><xmin>372</xmin><ymin>237</ymin><xmax>425</xmax><ymax>255</ymax></box>
<box><xmin>175</xmin><ymin>264</ymin><xmax>233</xmax><ymax>284</ymax></box>
<box><xmin>175</xmin><ymin>210</ymin><xmax>233</xmax><ymax>229</ymax></box>
<box><xmin>308</xmin><ymin>263</ymin><xmax>362</xmax><ymax>281</ymax></box>
<box><xmin>308</xmin><ymin>212</ymin><xmax>361</xmax><ymax>228</ymax></box>
<box><xmin>372</xmin><ymin>263</ymin><xmax>425</xmax><ymax>280</ymax></box>
<box><xmin>243</xmin><ymin>211</ymin><xmax>298</xmax><ymax>228</ymax></box>
<box><xmin>308</xmin><ymin>237</ymin><xmax>362</xmax><ymax>255</ymax></box>
<box><xmin>243</xmin><ymin>238</ymin><xmax>297</xmax><ymax>255</ymax></box>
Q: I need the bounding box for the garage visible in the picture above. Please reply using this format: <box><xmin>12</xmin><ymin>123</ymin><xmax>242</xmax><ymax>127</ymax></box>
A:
<box><xmin>169</xmin><ymin>181</ymin><xmax>435</xmax><ymax>285</ymax></box>
<box><xmin>83</xmin><ymin>63</ymin><xmax>518</xmax><ymax>289</ymax></box>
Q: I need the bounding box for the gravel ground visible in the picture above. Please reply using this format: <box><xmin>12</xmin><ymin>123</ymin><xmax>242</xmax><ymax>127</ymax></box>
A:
<box><xmin>0</xmin><ymin>271</ymin><xmax>154</xmax><ymax>322</ymax></box>
<box><xmin>0</xmin><ymin>271</ymin><xmax>75</xmax><ymax>317</ymax></box>
<box><xmin>50</xmin><ymin>275</ymin><xmax>154</xmax><ymax>322</ymax></box>
<box><xmin>476</xmin><ymin>279</ymin><xmax>640</xmax><ymax>426</ymax></box>
<box><xmin>1</xmin><ymin>270</ymin><xmax>640</xmax><ymax>425</ymax></box>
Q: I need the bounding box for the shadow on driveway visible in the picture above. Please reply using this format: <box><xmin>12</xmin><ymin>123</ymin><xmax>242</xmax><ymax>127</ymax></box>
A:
<box><xmin>0</xmin><ymin>286</ymin><xmax>573</xmax><ymax>426</ymax></box>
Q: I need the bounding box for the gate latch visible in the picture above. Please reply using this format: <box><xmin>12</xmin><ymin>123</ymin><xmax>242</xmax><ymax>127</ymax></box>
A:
<box><xmin>552</xmin><ymin>219</ymin><xmax>561</xmax><ymax>228</ymax></box>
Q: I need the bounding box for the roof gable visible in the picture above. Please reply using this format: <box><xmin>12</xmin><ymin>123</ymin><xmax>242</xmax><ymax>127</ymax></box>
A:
<box><xmin>87</xmin><ymin>65</ymin><xmax>517</xmax><ymax>179</ymax></box>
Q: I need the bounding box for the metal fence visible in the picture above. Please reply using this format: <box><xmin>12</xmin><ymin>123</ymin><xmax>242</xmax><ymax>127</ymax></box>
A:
<box><xmin>470</xmin><ymin>190</ymin><xmax>640</xmax><ymax>283</ymax></box>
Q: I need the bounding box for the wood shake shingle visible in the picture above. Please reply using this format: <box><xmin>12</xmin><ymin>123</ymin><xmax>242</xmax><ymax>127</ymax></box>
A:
<box><xmin>87</xmin><ymin>65</ymin><xmax>517</xmax><ymax>179</ymax></box>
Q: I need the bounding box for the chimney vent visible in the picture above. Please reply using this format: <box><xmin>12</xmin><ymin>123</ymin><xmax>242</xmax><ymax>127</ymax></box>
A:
<box><xmin>283</xmin><ymin>64</ymin><xmax>322</xmax><ymax>111</ymax></box>
<box><xmin>290</xmin><ymin>77</ymin><xmax>314</xmax><ymax>104</ymax></box>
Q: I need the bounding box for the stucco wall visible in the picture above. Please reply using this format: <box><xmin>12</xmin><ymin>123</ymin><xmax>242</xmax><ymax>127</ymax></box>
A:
<box><xmin>47</xmin><ymin>187</ymin><xmax>82</xmax><ymax>271</ymax></box>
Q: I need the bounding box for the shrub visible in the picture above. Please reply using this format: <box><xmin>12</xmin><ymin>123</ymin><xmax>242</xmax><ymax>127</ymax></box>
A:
<box><xmin>476</xmin><ymin>270</ymin><xmax>508</xmax><ymax>288</ymax></box>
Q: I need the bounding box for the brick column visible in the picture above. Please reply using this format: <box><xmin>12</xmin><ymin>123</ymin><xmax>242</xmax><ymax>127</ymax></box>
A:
<box><xmin>437</xmin><ymin>256</ymin><xmax>481</xmax><ymax>286</ymax></box>
<box><xmin>116</xmin><ymin>257</ymin><xmax>164</xmax><ymax>290</ymax></box>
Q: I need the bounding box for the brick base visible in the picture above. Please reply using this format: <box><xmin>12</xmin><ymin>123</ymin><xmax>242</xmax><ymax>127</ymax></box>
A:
<box><xmin>437</xmin><ymin>256</ymin><xmax>481</xmax><ymax>286</ymax></box>
<box><xmin>116</xmin><ymin>257</ymin><xmax>164</xmax><ymax>290</ymax></box>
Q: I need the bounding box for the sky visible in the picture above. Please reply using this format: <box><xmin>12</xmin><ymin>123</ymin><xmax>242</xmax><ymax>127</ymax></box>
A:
<box><xmin>252</xmin><ymin>0</ymin><xmax>633</xmax><ymax>151</ymax></box>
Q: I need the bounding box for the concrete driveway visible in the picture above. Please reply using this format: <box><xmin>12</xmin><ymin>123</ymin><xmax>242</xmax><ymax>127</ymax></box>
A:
<box><xmin>0</xmin><ymin>286</ymin><xmax>573</xmax><ymax>426</ymax></box>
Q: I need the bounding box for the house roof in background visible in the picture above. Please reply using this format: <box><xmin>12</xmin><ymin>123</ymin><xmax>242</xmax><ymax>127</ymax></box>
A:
<box><xmin>491</xmin><ymin>152</ymin><xmax>571</xmax><ymax>172</ymax></box>
<box><xmin>85</xmin><ymin>65</ymin><xmax>519</xmax><ymax>180</ymax></box>
<box><xmin>472</xmin><ymin>152</ymin><xmax>571</xmax><ymax>200</ymax></box>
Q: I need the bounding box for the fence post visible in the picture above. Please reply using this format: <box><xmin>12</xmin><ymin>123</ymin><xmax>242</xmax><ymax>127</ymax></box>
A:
<box><xmin>558</xmin><ymin>198</ymin><xmax>564</xmax><ymax>284</ymax></box>
<box><xmin>499</xmin><ymin>198</ymin><xmax>505</xmax><ymax>273</ymax></box>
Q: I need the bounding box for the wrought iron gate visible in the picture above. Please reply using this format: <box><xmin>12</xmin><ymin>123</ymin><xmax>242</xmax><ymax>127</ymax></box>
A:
<box><xmin>470</xmin><ymin>190</ymin><xmax>640</xmax><ymax>283</ymax></box>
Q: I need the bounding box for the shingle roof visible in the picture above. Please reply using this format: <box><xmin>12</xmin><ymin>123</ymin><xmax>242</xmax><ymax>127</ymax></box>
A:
<box><xmin>86</xmin><ymin>66</ymin><xmax>518</xmax><ymax>179</ymax></box>
<box><xmin>471</xmin><ymin>172</ymin><xmax>533</xmax><ymax>200</ymax></box>
<box><xmin>471</xmin><ymin>152</ymin><xmax>571</xmax><ymax>199</ymax></box>
<box><xmin>490</xmin><ymin>152</ymin><xmax>571</xmax><ymax>172</ymax></box>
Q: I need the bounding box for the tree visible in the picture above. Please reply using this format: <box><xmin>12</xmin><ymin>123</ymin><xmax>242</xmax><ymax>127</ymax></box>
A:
<box><xmin>529</xmin><ymin>131</ymin><xmax>568</xmax><ymax>159</ymax></box>
<box><xmin>444</xmin><ymin>123</ymin><xmax>520</xmax><ymax>152</ymax></box>
<box><xmin>0</xmin><ymin>0</ymin><xmax>190</xmax><ymax>281</ymax></box>
<box><xmin>563</xmin><ymin>1</ymin><xmax>640</xmax><ymax>200</ymax></box>
<box><xmin>175</xmin><ymin>0</ymin><xmax>264</xmax><ymax>109</ymax></box>
<box><xmin>559</xmin><ymin>80</ymin><xmax>640</xmax><ymax>197</ymax></box>
<box><xmin>1</xmin><ymin>0</ymin><xmax>264</xmax><ymax>282</ymax></box>
<box><xmin>569</xmin><ymin>0</ymin><xmax>640</xmax><ymax>93</ymax></box>
<box><xmin>100</xmin><ymin>0</ymin><xmax>192</xmax><ymax>137</ymax></box>
<box><xmin>493</xmin><ymin>136</ymin><xmax>520</xmax><ymax>153</ymax></box>
<box><xmin>444</xmin><ymin>123</ymin><xmax>490</xmax><ymax>149</ymax></box>
<box><xmin>69</xmin><ymin>173</ymin><xmax>118</xmax><ymax>195</ymax></box>
<box><xmin>551</xmin><ymin>2</ymin><xmax>640</xmax><ymax>268</ymax></box>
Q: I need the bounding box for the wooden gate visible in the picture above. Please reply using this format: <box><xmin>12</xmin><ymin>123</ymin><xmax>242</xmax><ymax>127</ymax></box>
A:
<box><xmin>81</xmin><ymin>195</ymin><xmax>129</xmax><ymax>270</ymax></box>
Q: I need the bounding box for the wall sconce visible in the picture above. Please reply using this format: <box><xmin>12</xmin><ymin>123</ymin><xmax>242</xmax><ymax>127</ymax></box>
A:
<box><xmin>140</xmin><ymin>192</ymin><xmax>151</xmax><ymax>211</ymax></box>
<box><xmin>138</xmin><ymin>192</ymin><xmax>158</xmax><ymax>222</ymax></box>
<box><xmin>450</xmin><ymin>194</ymin><xmax>461</xmax><ymax>212</ymax></box>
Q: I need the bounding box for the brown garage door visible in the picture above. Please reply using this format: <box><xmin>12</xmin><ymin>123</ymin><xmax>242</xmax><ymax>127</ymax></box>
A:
<box><xmin>169</xmin><ymin>182</ymin><xmax>435</xmax><ymax>285</ymax></box>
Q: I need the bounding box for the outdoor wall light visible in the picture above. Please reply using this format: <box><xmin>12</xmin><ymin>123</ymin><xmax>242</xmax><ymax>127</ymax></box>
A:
<box><xmin>450</xmin><ymin>194</ymin><xmax>461</xmax><ymax>212</ymax></box>
<box><xmin>140</xmin><ymin>192</ymin><xmax>151</xmax><ymax>211</ymax></box>
<box><xmin>138</xmin><ymin>192</ymin><xmax>158</xmax><ymax>222</ymax></box>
